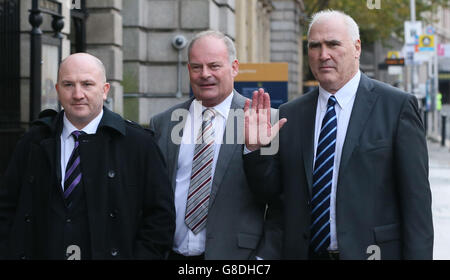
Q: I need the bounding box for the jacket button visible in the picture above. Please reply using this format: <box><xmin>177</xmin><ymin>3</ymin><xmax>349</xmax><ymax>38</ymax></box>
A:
<box><xmin>20</xmin><ymin>255</ymin><xmax>26</xmax><ymax>260</ymax></box>
<box><xmin>110</xmin><ymin>210</ymin><xmax>118</xmax><ymax>218</ymax></box>
<box><xmin>111</xmin><ymin>248</ymin><xmax>119</xmax><ymax>257</ymax></box>
<box><xmin>66</xmin><ymin>218</ymin><xmax>72</xmax><ymax>223</ymax></box>
<box><xmin>108</xmin><ymin>170</ymin><xmax>115</xmax><ymax>178</ymax></box>
<box><xmin>24</xmin><ymin>214</ymin><xmax>31</xmax><ymax>223</ymax></box>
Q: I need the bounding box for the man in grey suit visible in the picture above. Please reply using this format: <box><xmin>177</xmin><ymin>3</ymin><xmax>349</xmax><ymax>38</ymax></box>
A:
<box><xmin>149</xmin><ymin>30</ymin><xmax>282</xmax><ymax>260</ymax></box>
<box><xmin>243</xmin><ymin>10</ymin><xmax>433</xmax><ymax>260</ymax></box>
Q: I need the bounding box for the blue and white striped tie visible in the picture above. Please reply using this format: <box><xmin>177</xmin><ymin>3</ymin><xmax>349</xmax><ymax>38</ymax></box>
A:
<box><xmin>310</xmin><ymin>95</ymin><xmax>337</xmax><ymax>253</ymax></box>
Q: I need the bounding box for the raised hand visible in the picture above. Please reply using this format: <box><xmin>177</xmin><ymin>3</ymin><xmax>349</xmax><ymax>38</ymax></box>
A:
<box><xmin>244</xmin><ymin>88</ymin><xmax>287</xmax><ymax>151</ymax></box>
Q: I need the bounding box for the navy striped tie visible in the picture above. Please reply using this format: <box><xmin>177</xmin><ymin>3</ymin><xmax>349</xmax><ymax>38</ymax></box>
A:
<box><xmin>64</xmin><ymin>130</ymin><xmax>85</xmax><ymax>203</ymax></box>
<box><xmin>310</xmin><ymin>95</ymin><xmax>337</xmax><ymax>253</ymax></box>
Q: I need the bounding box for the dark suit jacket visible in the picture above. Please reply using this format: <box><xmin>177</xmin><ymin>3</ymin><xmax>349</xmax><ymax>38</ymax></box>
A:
<box><xmin>149</xmin><ymin>91</ymin><xmax>283</xmax><ymax>260</ymax></box>
<box><xmin>0</xmin><ymin>107</ymin><xmax>175</xmax><ymax>259</ymax></box>
<box><xmin>244</xmin><ymin>74</ymin><xmax>433</xmax><ymax>260</ymax></box>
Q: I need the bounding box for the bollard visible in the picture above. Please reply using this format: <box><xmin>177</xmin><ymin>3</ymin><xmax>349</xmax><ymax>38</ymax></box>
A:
<box><xmin>442</xmin><ymin>115</ymin><xmax>447</xmax><ymax>147</ymax></box>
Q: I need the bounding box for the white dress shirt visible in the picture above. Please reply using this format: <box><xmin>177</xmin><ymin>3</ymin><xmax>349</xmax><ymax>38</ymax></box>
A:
<box><xmin>60</xmin><ymin>110</ymin><xmax>103</xmax><ymax>189</ymax></box>
<box><xmin>314</xmin><ymin>70</ymin><xmax>360</xmax><ymax>250</ymax></box>
<box><xmin>173</xmin><ymin>92</ymin><xmax>234</xmax><ymax>256</ymax></box>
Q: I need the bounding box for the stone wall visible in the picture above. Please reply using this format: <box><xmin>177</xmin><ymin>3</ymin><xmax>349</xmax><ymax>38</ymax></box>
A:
<box><xmin>123</xmin><ymin>0</ymin><xmax>236</xmax><ymax>124</ymax></box>
<box><xmin>270</xmin><ymin>0</ymin><xmax>304</xmax><ymax>99</ymax></box>
<box><xmin>86</xmin><ymin>0</ymin><xmax>124</xmax><ymax>115</ymax></box>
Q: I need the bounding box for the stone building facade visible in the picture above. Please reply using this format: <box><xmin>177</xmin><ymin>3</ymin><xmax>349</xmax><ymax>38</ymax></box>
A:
<box><xmin>8</xmin><ymin>0</ymin><xmax>306</xmax><ymax>125</ymax></box>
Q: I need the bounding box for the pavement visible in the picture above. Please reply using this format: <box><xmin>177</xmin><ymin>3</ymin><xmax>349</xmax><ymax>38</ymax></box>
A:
<box><xmin>427</xmin><ymin>138</ymin><xmax>450</xmax><ymax>260</ymax></box>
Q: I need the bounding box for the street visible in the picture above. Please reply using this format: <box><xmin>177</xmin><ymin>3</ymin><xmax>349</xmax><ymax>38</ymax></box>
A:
<box><xmin>428</xmin><ymin>138</ymin><xmax>450</xmax><ymax>260</ymax></box>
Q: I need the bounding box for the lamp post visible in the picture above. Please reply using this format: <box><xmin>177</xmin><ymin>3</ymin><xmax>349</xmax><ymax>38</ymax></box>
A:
<box><xmin>29</xmin><ymin>0</ymin><xmax>43</xmax><ymax>122</ymax></box>
<box><xmin>28</xmin><ymin>0</ymin><xmax>64</xmax><ymax>122</ymax></box>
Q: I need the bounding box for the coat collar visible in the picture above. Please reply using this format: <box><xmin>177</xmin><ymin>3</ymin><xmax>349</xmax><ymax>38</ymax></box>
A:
<box><xmin>33</xmin><ymin>106</ymin><xmax>126</xmax><ymax>137</ymax></box>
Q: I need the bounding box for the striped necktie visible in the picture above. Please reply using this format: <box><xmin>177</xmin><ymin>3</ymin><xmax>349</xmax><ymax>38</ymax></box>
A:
<box><xmin>64</xmin><ymin>130</ymin><xmax>85</xmax><ymax>203</ymax></box>
<box><xmin>310</xmin><ymin>95</ymin><xmax>337</xmax><ymax>253</ymax></box>
<box><xmin>185</xmin><ymin>108</ymin><xmax>216</xmax><ymax>234</ymax></box>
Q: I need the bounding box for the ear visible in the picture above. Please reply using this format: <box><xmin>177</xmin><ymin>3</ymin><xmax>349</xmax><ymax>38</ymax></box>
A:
<box><xmin>354</xmin><ymin>39</ymin><xmax>361</xmax><ymax>59</ymax></box>
<box><xmin>231</xmin><ymin>59</ymin><xmax>239</xmax><ymax>78</ymax></box>
<box><xmin>103</xmin><ymin>82</ymin><xmax>111</xmax><ymax>101</ymax></box>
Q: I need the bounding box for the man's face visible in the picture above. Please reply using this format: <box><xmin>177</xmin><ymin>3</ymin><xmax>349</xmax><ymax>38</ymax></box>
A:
<box><xmin>56</xmin><ymin>54</ymin><xmax>110</xmax><ymax>129</ymax></box>
<box><xmin>308</xmin><ymin>17</ymin><xmax>361</xmax><ymax>93</ymax></box>
<box><xmin>188</xmin><ymin>36</ymin><xmax>239</xmax><ymax>107</ymax></box>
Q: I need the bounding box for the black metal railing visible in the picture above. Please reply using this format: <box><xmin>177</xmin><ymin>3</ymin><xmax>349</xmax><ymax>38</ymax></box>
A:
<box><xmin>0</xmin><ymin>0</ymin><xmax>22</xmax><ymax>177</ymax></box>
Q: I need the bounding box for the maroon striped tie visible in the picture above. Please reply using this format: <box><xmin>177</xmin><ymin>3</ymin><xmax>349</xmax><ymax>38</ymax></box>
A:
<box><xmin>185</xmin><ymin>108</ymin><xmax>216</xmax><ymax>234</ymax></box>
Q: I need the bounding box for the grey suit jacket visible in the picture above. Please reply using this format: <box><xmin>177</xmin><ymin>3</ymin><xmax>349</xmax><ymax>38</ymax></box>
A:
<box><xmin>244</xmin><ymin>74</ymin><xmax>434</xmax><ymax>260</ymax></box>
<box><xmin>150</xmin><ymin>91</ymin><xmax>282</xmax><ymax>260</ymax></box>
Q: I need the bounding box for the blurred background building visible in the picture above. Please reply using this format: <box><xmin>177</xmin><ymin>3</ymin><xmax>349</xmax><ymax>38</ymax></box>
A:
<box><xmin>1</xmin><ymin>0</ymin><xmax>450</xmax><ymax>176</ymax></box>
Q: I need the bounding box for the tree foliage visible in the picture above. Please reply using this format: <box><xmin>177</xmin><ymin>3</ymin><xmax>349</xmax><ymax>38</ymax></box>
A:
<box><xmin>302</xmin><ymin>0</ymin><xmax>450</xmax><ymax>44</ymax></box>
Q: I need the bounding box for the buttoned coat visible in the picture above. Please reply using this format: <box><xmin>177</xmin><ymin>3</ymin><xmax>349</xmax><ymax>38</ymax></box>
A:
<box><xmin>0</xmin><ymin>108</ymin><xmax>175</xmax><ymax>259</ymax></box>
<box><xmin>244</xmin><ymin>74</ymin><xmax>433</xmax><ymax>260</ymax></box>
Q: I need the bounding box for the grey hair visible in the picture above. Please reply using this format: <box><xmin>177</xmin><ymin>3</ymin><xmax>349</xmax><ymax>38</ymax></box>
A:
<box><xmin>187</xmin><ymin>30</ymin><xmax>237</xmax><ymax>64</ymax></box>
<box><xmin>307</xmin><ymin>10</ymin><xmax>360</xmax><ymax>42</ymax></box>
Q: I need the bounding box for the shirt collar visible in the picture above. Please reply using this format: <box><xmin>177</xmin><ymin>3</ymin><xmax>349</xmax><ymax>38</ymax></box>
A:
<box><xmin>318</xmin><ymin>70</ymin><xmax>361</xmax><ymax>111</ymax></box>
<box><xmin>62</xmin><ymin>110</ymin><xmax>104</xmax><ymax>140</ymax></box>
<box><xmin>190</xmin><ymin>91</ymin><xmax>234</xmax><ymax>120</ymax></box>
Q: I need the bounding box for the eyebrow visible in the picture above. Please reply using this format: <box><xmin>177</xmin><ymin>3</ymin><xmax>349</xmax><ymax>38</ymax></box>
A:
<box><xmin>60</xmin><ymin>79</ymin><xmax>96</xmax><ymax>84</ymax></box>
<box><xmin>308</xmin><ymin>39</ymin><xmax>342</xmax><ymax>47</ymax></box>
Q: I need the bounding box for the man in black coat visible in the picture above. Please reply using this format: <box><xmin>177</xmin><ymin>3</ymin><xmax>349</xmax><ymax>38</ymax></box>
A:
<box><xmin>0</xmin><ymin>53</ymin><xmax>175</xmax><ymax>259</ymax></box>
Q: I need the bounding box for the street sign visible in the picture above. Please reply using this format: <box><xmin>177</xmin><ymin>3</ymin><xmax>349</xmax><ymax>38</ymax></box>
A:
<box><xmin>387</xmin><ymin>51</ymin><xmax>400</xmax><ymax>59</ymax></box>
<box><xmin>419</xmin><ymin>35</ymin><xmax>435</xmax><ymax>51</ymax></box>
<box><xmin>234</xmin><ymin>63</ymin><xmax>288</xmax><ymax>108</ymax></box>
<box><xmin>438</xmin><ymin>44</ymin><xmax>450</xmax><ymax>57</ymax></box>
<box><xmin>385</xmin><ymin>58</ymin><xmax>405</xmax><ymax>65</ymax></box>
<box><xmin>425</xmin><ymin>25</ymin><xmax>435</xmax><ymax>35</ymax></box>
<box><xmin>404</xmin><ymin>21</ymin><xmax>422</xmax><ymax>45</ymax></box>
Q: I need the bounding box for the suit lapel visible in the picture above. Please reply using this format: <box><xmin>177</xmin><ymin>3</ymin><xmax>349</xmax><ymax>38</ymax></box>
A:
<box><xmin>302</xmin><ymin>90</ymin><xmax>319</xmax><ymax>196</ymax></box>
<box><xmin>209</xmin><ymin>92</ymin><xmax>246</xmax><ymax>209</ymax></box>
<box><xmin>339</xmin><ymin>74</ymin><xmax>378</xmax><ymax>180</ymax></box>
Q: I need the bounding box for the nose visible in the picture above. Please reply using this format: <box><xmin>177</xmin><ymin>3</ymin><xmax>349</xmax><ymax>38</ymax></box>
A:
<box><xmin>319</xmin><ymin>46</ymin><xmax>331</xmax><ymax>61</ymax></box>
<box><xmin>73</xmin><ymin>84</ymin><xmax>84</xmax><ymax>100</ymax></box>
<box><xmin>201</xmin><ymin>65</ymin><xmax>212</xmax><ymax>79</ymax></box>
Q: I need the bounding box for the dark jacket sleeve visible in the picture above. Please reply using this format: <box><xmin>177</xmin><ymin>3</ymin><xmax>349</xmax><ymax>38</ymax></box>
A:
<box><xmin>243</xmin><ymin>150</ymin><xmax>282</xmax><ymax>203</ymax></box>
<box><xmin>395</xmin><ymin>95</ymin><xmax>433</xmax><ymax>259</ymax></box>
<box><xmin>134</xmin><ymin>136</ymin><xmax>175</xmax><ymax>259</ymax></box>
<box><xmin>0</xmin><ymin>136</ymin><xmax>28</xmax><ymax>259</ymax></box>
<box><xmin>254</xmin><ymin>197</ymin><xmax>283</xmax><ymax>260</ymax></box>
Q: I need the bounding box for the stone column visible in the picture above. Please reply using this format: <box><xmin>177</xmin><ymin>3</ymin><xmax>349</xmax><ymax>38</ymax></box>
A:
<box><xmin>86</xmin><ymin>0</ymin><xmax>123</xmax><ymax>115</ymax></box>
<box><xmin>270</xmin><ymin>0</ymin><xmax>304</xmax><ymax>99</ymax></box>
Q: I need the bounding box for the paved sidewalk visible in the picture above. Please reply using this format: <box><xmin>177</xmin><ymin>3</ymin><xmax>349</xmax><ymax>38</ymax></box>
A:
<box><xmin>427</xmin><ymin>139</ymin><xmax>450</xmax><ymax>260</ymax></box>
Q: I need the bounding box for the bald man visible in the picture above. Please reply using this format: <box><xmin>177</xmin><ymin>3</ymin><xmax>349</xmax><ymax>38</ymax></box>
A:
<box><xmin>0</xmin><ymin>53</ymin><xmax>175</xmax><ymax>259</ymax></box>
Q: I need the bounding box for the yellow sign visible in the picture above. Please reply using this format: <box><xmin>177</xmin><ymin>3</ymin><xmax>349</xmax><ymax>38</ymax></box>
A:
<box><xmin>387</xmin><ymin>51</ymin><xmax>400</xmax><ymax>59</ymax></box>
<box><xmin>236</xmin><ymin>63</ymin><xmax>288</xmax><ymax>82</ymax></box>
<box><xmin>418</xmin><ymin>35</ymin><xmax>435</xmax><ymax>50</ymax></box>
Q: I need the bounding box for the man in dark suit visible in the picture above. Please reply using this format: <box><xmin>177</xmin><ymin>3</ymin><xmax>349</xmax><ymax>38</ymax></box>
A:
<box><xmin>243</xmin><ymin>10</ymin><xmax>433</xmax><ymax>260</ymax></box>
<box><xmin>0</xmin><ymin>53</ymin><xmax>175</xmax><ymax>259</ymax></box>
<box><xmin>150</xmin><ymin>30</ymin><xmax>282</xmax><ymax>260</ymax></box>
